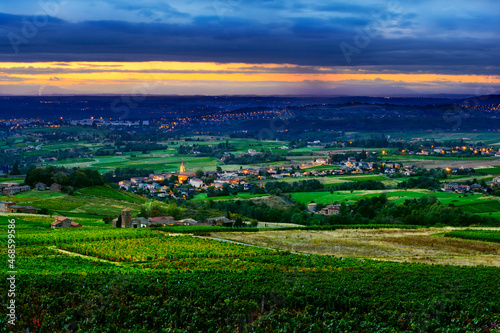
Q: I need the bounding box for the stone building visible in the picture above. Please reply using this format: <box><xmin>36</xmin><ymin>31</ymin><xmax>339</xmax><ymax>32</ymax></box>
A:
<box><xmin>113</xmin><ymin>209</ymin><xmax>133</xmax><ymax>228</ymax></box>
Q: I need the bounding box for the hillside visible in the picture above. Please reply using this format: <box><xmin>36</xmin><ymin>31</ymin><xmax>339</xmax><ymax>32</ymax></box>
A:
<box><xmin>5</xmin><ymin>186</ymin><xmax>149</xmax><ymax>217</ymax></box>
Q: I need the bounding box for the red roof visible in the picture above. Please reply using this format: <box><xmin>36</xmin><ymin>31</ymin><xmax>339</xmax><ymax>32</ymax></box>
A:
<box><xmin>51</xmin><ymin>216</ymin><xmax>71</xmax><ymax>226</ymax></box>
<box><xmin>148</xmin><ymin>216</ymin><xmax>174</xmax><ymax>223</ymax></box>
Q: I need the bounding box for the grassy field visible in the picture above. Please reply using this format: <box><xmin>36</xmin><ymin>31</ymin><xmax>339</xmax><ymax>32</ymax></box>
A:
<box><xmin>290</xmin><ymin>189</ymin><xmax>496</xmax><ymax>207</ymax></box>
<box><xmin>214</xmin><ymin>227</ymin><xmax>500</xmax><ymax>266</ymax></box>
<box><xmin>5</xmin><ymin>187</ymin><xmax>150</xmax><ymax>217</ymax></box>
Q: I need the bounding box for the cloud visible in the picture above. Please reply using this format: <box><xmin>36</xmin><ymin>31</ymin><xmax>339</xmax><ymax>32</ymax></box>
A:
<box><xmin>0</xmin><ymin>0</ymin><xmax>498</xmax><ymax>78</ymax></box>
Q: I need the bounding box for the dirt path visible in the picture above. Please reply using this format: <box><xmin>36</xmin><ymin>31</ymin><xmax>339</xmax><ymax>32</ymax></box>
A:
<box><xmin>51</xmin><ymin>246</ymin><xmax>123</xmax><ymax>265</ymax></box>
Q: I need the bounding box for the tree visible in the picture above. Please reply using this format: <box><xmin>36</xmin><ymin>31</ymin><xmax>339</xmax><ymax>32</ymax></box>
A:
<box><xmin>10</xmin><ymin>162</ymin><xmax>21</xmax><ymax>175</ymax></box>
<box><xmin>103</xmin><ymin>216</ymin><xmax>113</xmax><ymax>224</ymax></box>
<box><xmin>234</xmin><ymin>216</ymin><xmax>244</xmax><ymax>227</ymax></box>
<box><xmin>195</xmin><ymin>169</ymin><xmax>204</xmax><ymax>178</ymax></box>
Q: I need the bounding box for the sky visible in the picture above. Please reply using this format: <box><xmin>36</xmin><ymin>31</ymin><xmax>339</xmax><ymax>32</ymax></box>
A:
<box><xmin>0</xmin><ymin>0</ymin><xmax>499</xmax><ymax>96</ymax></box>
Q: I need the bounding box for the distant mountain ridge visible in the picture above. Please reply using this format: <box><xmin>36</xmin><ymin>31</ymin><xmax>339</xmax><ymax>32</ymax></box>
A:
<box><xmin>461</xmin><ymin>94</ymin><xmax>500</xmax><ymax>105</ymax></box>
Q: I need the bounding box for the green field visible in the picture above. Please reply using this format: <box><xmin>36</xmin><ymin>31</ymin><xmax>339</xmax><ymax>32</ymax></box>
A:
<box><xmin>0</xmin><ymin>177</ymin><xmax>24</xmax><ymax>184</ymax></box>
<box><xmin>290</xmin><ymin>189</ymin><xmax>497</xmax><ymax>208</ymax></box>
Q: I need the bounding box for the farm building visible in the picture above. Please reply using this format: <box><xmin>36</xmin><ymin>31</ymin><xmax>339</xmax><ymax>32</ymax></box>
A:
<box><xmin>203</xmin><ymin>216</ymin><xmax>235</xmax><ymax>227</ymax></box>
<box><xmin>0</xmin><ymin>201</ymin><xmax>36</xmax><ymax>214</ymax></box>
<box><xmin>51</xmin><ymin>217</ymin><xmax>82</xmax><ymax>228</ymax></box>
<box><xmin>148</xmin><ymin>216</ymin><xmax>175</xmax><ymax>226</ymax></box>
<box><xmin>307</xmin><ymin>203</ymin><xmax>317</xmax><ymax>212</ymax></box>
<box><xmin>35</xmin><ymin>182</ymin><xmax>47</xmax><ymax>191</ymax></box>
<box><xmin>2</xmin><ymin>185</ymin><xmax>31</xmax><ymax>196</ymax></box>
<box><xmin>317</xmin><ymin>204</ymin><xmax>341</xmax><ymax>216</ymax></box>
<box><xmin>50</xmin><ymin>183</ymin><xmax>62</xmax><ymax>192</ymax></box>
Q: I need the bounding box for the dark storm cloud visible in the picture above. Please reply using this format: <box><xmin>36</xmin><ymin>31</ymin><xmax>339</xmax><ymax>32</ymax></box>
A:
<box><xmin>0</xmin><ymin>0</ymin><xmax>498</xmax><ymax>76</ymax></box>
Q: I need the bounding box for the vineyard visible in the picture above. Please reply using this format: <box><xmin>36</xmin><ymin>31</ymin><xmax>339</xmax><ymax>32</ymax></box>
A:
<box><xmin>1</xmin><ymin>214</ymin><xmax>500</xmax><ymax>332</ymax></box>
<box><xmin>59</xmin><ymin>236</ymin><xmax>280</xmax><ymax>262</ymax></box>
<box><xmin>445</xmin><ymin>229</ymin><xmax>500</xmax><ymax>243</ymax></box>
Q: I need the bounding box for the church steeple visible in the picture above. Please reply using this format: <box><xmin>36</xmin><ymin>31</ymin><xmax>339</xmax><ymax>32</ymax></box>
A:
<box><xmin>180</xmin><ymin>159</ymin><xmax>186</xmax><ymax>173</ymax></box>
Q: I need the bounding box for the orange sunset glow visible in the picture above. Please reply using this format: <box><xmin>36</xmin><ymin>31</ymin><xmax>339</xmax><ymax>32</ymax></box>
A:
<box><xmin>1</xmin><ymin>62</ymin><xmax>498</xmax><ymax>95</ymax></box>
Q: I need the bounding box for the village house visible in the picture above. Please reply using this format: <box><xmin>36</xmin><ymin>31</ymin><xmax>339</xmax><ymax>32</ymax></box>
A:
<box><xmin>35</xmin><ymin>182</ymin><xmax>47</xmax><ymax>191</ymax></box>
<box><xmin>307</xmin><ymin>203</ymin><xmax>318</xmax><ymax>212</ymax></box>
<box><xmin>189</xmin><ymin>177</ymin><xmax>204</xmax><ymax>188</ymax></box>
<box><xmin>491</xmin><ymin>176</ymin><xmax>500</xmax><ymax>187</ymax></box>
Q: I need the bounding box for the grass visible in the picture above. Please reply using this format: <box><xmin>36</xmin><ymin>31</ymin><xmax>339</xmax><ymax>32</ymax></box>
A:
<box><xmin>477</xmin><ymin>166</ymin><xmax>500</xmax><ymax>175</ymax></box>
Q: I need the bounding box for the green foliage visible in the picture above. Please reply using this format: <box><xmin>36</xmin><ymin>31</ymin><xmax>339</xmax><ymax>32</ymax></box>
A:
<box><xmin>329</xmin><ymin>180</ymin><xmax>385</xmax><ymax>191</ymax></box>
<box><xmin>25</xmin><ymin>166</ymin><xmax>105</xmax><ymax>189</ymax></box>
<box><xmin>265</xmin><ymin>179</ymin><xmax>324</xmax><ymax>193</ymax></box>
<box><xmin>445</xmin><ymin>229</ymin><xmax>500</xmax><ymax>243</ymax></box>
<box><xmin>398</xmin><ymin>176</ymin><xmax>441</xmax><ymax>189</ymax></box>
<box><xmin>1</xmin><ymin>213</ymin><xmax>500</xmax><ymax>332</ymax></box>
<box><xmin>10</xmin><ymin>162</ymin><xmax>21</xmax><ymax>175</ymax></box>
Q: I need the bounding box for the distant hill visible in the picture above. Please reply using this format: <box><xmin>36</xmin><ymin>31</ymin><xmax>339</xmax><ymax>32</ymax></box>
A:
<box><xmin>461</xmin><ymin>94</ymin><xmax>500</xmax><ymax>105</ymax></box>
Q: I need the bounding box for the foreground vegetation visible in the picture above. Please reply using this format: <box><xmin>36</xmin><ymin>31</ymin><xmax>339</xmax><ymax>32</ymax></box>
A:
<box><xmin>1</xmin><ymin>215</ymin><xmax>500</xmax><ymax>332</ymax></box>
<box><xmin>446</xmin><ymin>229</ymin><xmax>500</xmax><ymax>244</ymax></box>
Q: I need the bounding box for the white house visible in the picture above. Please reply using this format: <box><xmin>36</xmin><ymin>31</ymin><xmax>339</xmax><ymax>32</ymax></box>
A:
<box><xmin>189</xmin><ymin>178</ymin><xmax>204</xmax><ymax>188</ymax></box>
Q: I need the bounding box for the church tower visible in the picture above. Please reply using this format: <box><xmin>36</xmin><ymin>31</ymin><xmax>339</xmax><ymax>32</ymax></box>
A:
<box><xmin>180</xmin><ymin>159</ymin><xmax>186</xmax><ymax>173</ymax></box>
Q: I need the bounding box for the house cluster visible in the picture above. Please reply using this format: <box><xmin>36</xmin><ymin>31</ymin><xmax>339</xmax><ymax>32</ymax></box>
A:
<box><xmin>414</xmin><ymin>146</ymin><xmax>499</xmax><ymax>156</ymax></box>
<box><xmin>443</xmin><ymin>183</ymin><xmax>484</xmax><ymax>193</ymax></box>
<box><xmin>0</xmin><ymin>201</ymin><xmax>37</xmax><ymax>214</ymax></box>
<box><xmin>307</xmin><ymin>203</ymin><xmax>341</xmax><ymax>216</ymax></box>
<box><xmin>383</xmin><ymin>163</ymin><xmax>416</xmax><ymax>175</ymax></box>
<box><xmin>112</xmin><ymin>209</ymin><xmax>235</xmax><ymax>229</ymax></box>
<box><xmin>341</xmin><ymin>157</ymin><xmax>374</xmax><ymax>174</ymax></box>
<box><xmin>35</xmin><ymin>182</ymin><xmax>62</xmax><ymax>192</ymax></box>
<box><xmin>117</xmin><ymin>162</ymin><xmax>255</xmax><ymax>199</ymax></box>
<box><xmin>1</xmin><ymin>183</ymin><xmax>31</xmax><ymax>196</ymax></box>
